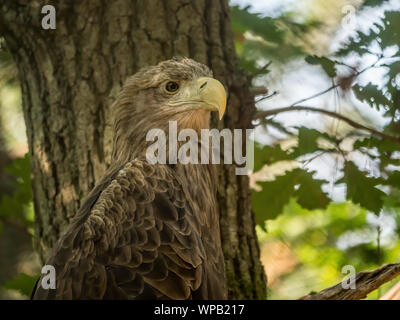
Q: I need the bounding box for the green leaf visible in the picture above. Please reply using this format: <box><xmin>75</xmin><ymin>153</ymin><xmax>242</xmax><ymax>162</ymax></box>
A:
<box><xmin>353</xmin><ymin>136</ymin><xmax>399</xmax><ymax>154</ymax></box>
<box><xmin>297</xmin><ymin>127</ymin><xmax>321</xmax><ymax>154</ymax></box>
<box><xmin>252</xmin><ymin>171</ymin><xmax>298</xmax><ymax>224</ymax></box>
<box><xmin>383</xmin><ymin>188</ymin><xmax>400</xmax><ymax>208</ymax></box>
<box><xmin>231</xmin><ymin>6</ymin><xmax>283</xmax><ymax>43</ymax></box>
<box><xmin>337</xmin><ymin>11</ymin><xmax>400</xmax><ymax>57</ymax></box>
<box><xmin>336</xmin><ymin>31</ymin><xmax>373</xmax><ymax>57</ymax></box>
<box><xmin>290</xmin><ymin>127</ymin><xmax>322</xmax><ymax>157</ymax></box>
<box><xmin>338</xmin><ymin>161</ymin><xmax>385</xmax><ymax>214</ymax></box>
<box><xmin>336</xmin><ymin>27</ymin><xmax>378</xmax><ymax>57</ymax></box>
<box><xmin>290</xmin><ymin>127</ymin><xmax>337</xmax><ymax>158</ymax></box>
<box><xmin>3</xmin><ymin>273</ymin><xmax>38</xmax><ymax>297</ymax></box>
<box><xmin>295</xmin><ymin>172</ymin><xmax>330</xmax><ymax>210</ymax></box>
<box><xmin>384</xmin><ymin>171</ymin><xmax>400</xmax><ymax>189</ymax></box>
<box><xmin>0</xmin><ymin>153</ymin><xmax>33</xmax><ymax>227</ymax></box>
<box><xmin>353</xmin><ymin>83</ymin><xmax>392</xmax><ymax>111</ymax></box>
<box><xmin>252</xmin><ymin>169</ymin><xmax>330</xmax><ymax>225</ymax></box>
<box><xmin>377</xmin><ymin>11</ymin><xmax>400</xmax><ymax>49</ymax></box>
<box><xmin>305</xmin><ymin>55</ymin><xmax>337</xmax><ymax>77</ymax></box>
<box><xmin>362</xmin><ymin>0</ymin><xmax>390</xmax><ymax>7</ymax></box>
<box><xmin>387</xmin><ymin>61</ymin><xmax>400</xmax><ymax>84</ymax></box>
<box><xmin>253</xmin><ymin>142</ymin><xmax>290</xmax><ymax>172</ymax></box>
<box><xmin>231</xmin><ymin>5</ymin><xmax>318</xmax><ymax>69</ymax></box>
<box><xmin>353</xmin><ymin>136</ymin><xmax>400</xmax><ymax>171</ymax></box>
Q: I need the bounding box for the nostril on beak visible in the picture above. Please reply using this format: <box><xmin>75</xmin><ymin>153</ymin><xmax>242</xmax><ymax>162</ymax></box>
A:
<box><xmin>200</xmin><ymin>81</ymin><xmax>207</xmax><ymax>89</ymax></box>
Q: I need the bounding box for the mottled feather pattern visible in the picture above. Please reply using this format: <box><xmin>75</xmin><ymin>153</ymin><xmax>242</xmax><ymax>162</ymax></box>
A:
<box><xmin>33</xmin><ymin>159</ymin><xmax>226</xmax><ymax>300</ymax></box>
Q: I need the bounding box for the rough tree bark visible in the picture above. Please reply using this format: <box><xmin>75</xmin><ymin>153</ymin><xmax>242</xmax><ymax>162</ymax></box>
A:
<box><xmin>1</xmin><ymin>0</ymin><xmax>266</xmax><ymax>299</ymax></box>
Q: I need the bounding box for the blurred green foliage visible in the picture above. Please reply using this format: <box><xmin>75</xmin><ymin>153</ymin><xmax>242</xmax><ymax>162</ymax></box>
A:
<box><xmin>234</xmin><ymin>1</ymin><xmax>400</xmax><ymax>224</ymax></box>
<box><xmin>3</xmin><ymin>273</ymin><xmax>38</xmax><ymax>298</ymax></box>
<box><xmin>253</xmin><ymin>168</ymin><xmax>330</xmax><ymax>224</ymax></box>
<box><xmin>233</xmin><ymin>0</ymin><xmax>400</xmax><ymax>298</ymax></box>
<box><xmin>258</xmin><ymin>200</ymin><xmax>400</xmax><ymax>299</ymax></box>
<box><xmin>0</xmin><ymin>154</ymin><xmax>36</xmax><ymax>298</ymax></box>
<box><xmin>0</xmin><ymin>154</ymin><xmax>34</xmax><ymax>232</ymax></box>
<box><xmin>231</xmin><ymin>5</ymin><xmax>319</xmax><ymax>72</ymax></box>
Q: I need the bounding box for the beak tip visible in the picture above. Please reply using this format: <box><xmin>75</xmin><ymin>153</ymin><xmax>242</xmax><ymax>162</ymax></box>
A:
<box><xmin>197</xmin><ymin>77</ymin><xmax>227</xmax><ymax>120</ymax></box>
<box><xmin>219</xmin><ymin>103</ymin><xmax>226</xmax><ymax>120</ymax></box>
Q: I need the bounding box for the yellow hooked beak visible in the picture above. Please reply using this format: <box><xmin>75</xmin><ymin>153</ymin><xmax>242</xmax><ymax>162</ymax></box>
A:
<box><xmin>168</xmin><ymin>77</ymin><xmax>227</xmax><ymax>120</ymax></box>
<box><xmin>196</xmin><ymin>77</ymin><xmax>227</xmax><ymax>120</ymax></box>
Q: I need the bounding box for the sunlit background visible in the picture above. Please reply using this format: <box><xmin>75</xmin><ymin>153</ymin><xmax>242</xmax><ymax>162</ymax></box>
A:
<box><xmin>234</xmin><ymin>0</ymin><xmax>400</xmax><ymax>299</ymax></box>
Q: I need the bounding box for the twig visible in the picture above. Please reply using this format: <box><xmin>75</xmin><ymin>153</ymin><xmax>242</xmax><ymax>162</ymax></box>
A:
<box><xmin>256</xmin><ymin>91</ymin><xmax>278</xmax><ymax>103</ymax></box>
<box><xmin>290</xmin><ymin>85</ymin><xmax>340</xmax><ymax>107</ymax></box>
<box><xmin>249</xmin><ymin>61</ymin><xmax>272</xmax><ymax>79</ymax></box>
<box><xmin>253</xmin><ymin>105</ymin><xmax>400</xmax><ymax>145</ymax></box>
<box><xmin>288</xmin><ymin>57</ymin><xmax>382</xmax><ymax>107</ymax></box>
<box><xmin>299</xmin><ymin>263</ymin><xmax>400</xmax><ymax>300</ymax></box>
<box><xmin>300</xmin><ymin>150</ymin><xmax>330</xmax><ymax>166</ymax></box>
<box><xmin>333</xmin><ymin>59</ymin><xmax>359</xmax><ymax>72</ymax></box>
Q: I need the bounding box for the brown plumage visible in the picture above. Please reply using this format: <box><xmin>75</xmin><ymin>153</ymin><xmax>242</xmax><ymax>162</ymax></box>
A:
<box><xmin>32</xmin><ymin>57</ymin><xmax>228</xmax><ymax>300</ymax></box>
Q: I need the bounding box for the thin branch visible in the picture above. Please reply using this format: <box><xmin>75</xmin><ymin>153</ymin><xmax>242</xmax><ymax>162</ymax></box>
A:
<box><xmin>290</xmin><ymin>85</ymin><xmax>339</xmax><ymax>107</ymax></box>
<box><xmin>249</xmin><ymin>61</ymin><xmax>272</xmax><ymax>79</ymax></box>
<box><xmin>288</xmin><ymin>57</ymin><xmax>382</xmax><ymax>107</ymax></box>
<box><xmin>300</xmin><ymin>150</ymin><xmax>330</xmax><ymax>166</ymax></box>
<box><xmin>334</xmin><ymin>60</ymin><xmax>359</xmax><ymax>72</ymax></box>
<box><xmin>254</xmin><ymin>105</ymin><xmax>400</xmax><ymax>145</ymax></box>
<box><xmin>256</xmin><ymin>90</ymin><xmax>278</xmax><ymax>103</ymax></box>
<box><xmin>299</xmin><ymin>263</ymin><xmax>400</xmax><ymax>300</ymax></box>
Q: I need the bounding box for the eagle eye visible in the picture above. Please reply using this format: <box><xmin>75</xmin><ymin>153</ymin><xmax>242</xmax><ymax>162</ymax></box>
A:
<box><xmin>165</xmin><ymin>81</ymin><xmax>179</xmax><ymax>93</ymax></box>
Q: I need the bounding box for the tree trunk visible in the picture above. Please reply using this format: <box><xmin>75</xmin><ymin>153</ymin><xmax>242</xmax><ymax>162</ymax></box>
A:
<box><xmin>1</xmin><ymin>0</ymin><xmax>266</xmax><ymax>299</ymax></box>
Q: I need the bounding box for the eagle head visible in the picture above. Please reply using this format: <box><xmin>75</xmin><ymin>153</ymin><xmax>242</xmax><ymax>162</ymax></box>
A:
<box><xmin>111</xmin><ymin>58</ymin><xmax>227</xmax><ymax>161</ymax></box>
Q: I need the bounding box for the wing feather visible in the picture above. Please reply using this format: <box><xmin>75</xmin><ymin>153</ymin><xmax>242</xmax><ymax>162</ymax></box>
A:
<box><xmin>33</xmin><ymin>159</ymin><xmax>224</xmax><ymax>300</ymax></box>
